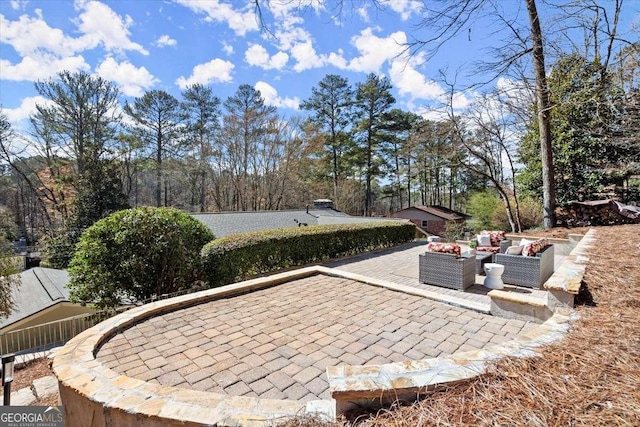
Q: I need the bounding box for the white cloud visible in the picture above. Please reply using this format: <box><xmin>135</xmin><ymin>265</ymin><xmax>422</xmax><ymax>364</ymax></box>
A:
<box><xmin>2</xmin><ymin>96</ymin><xmax>52</xmax><ymax>123</ymax></box>
<box><xmin>244</xmin><ymin>44</ymin><xmax>288</xmax><ymax>70</ymax></box>
<box><xmin>175</xmin><ymin>0</ymin><xmax>259</xmax><ymax>36</ymax></box>
<box><xmin>255</xmin><ymin>81</ymin><xmax>299</xmax><ymax>109</ymax></box>
<box><xmin>155</xmin><ymin>34</ymin><xmax>176</xmax><ymax>47</ymax></box>
<box><xmin>496</xmin><ymin>77</ymin><xmax>533</xmax><ymax>105</ymax></box>
<box><xmin>356</xmin><ymin>6</ymin><xmax>370</xmax><ymax>22</ymax></box>
<box><xmin>266</xmin><ymin>0</ymin><xmax>308</xmax><ymax>29</ymax></box>
<box><xmin>74</xmin><ymin>0</ymin><xmax>148</xmax><ymax>55</ymax></box>
<box><xmin>0</xmin><ymin>55</ymin><xmax>90</xmax><ymax>81</ymax></box>
<box><xmin>222</xmin><ymin>41</ymin><xmax>234</xmax><ymax>55</ymax></box>
<box><xmin>290</xmin><ymin>41</ymin><xmax>325</xmax><ymax>72</ymax></box>
<box><xmin>415</xmin><ymin>106</ymin><xmax>449</xmax><ymax>122</ymax></box>
<box><xmin>347</xmin><ymin>28</ymin><xmax>407</xmax><ymax>73</ymax></box>
<box><xmin>1</xmin><ymin>3</ymin><xmax>146</xmax><ymax>56</ymax></box>
<box><xmin>95</xmin><ymin>57</ymin><xmax>158</xmax><ymax>97</ymax></box>
<box><xmin>274</xmin><ymin>26</ymin><xmax>312</xmax><ymax>51</ymax></box>
<box><xmin>10</xmin><ymin>0</ymin><xmax>28</xmax><ymax>11</ymax></box>
<box><xmin>451</xmin><ymin>91</ymin><xmax>474</xmax><ymax>109</ymax></box>
<box><xmin>0</xmin><ymin>13</ymin><xmax>86</xmax><ymax>57</ymax></box>
<box><xmin>175</xmin><ymin>58</ymin><xmax>235</xmax><ymax>89</ymax></box>
<box><xmin>382</xmin><ymin>0</ymin><xmax>423</xmax><ymax>21</ymax></box>
<box><xmin>326</xmin><ymin>50</ymin><xmax>348</xmax><ymax>69</ymax></box>
<box><xmin>0</xmin><ymin>1</ymin><xmax>147</xmax><ymax>83</ymax></box>
<box><xmin>389</xmin><ymin>58</ymin><xmax>445</xmax><ymax>100</ymax></box>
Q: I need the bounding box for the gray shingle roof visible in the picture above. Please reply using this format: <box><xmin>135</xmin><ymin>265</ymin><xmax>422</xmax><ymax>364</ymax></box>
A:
<box><xmin>191</xmin><ymin>208</ymin><xmax>353</xmax><ymax>238</ymax></box>
<box><xmin>1</xmin><ymin>267</ymin><xmax>71</xmax><ymax>329</ymax></box>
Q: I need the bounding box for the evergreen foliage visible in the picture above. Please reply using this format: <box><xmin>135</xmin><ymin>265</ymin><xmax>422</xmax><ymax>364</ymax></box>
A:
<box><xmin>519</xmin><ymin>54</ymin><xmax>624</xmax><ymax>204</ymax></box>
<box><xmin>0</xmin><ymin>236</ymin><xmax>20</xmax><ymax>319</ymax></box>
<box><xmin>67</xmin><ymin>207</ymin><xmax>214</xmax><ymax>309</ymax></box>
<box><xmin>466</xmin><ymin>191</ymin><xmax>501</xmax><ymax>231</ymax></box>
<box><xmin>201</xmin><ymin>222</ymin><xmax>416</xmax><ymax>287</ymax></box>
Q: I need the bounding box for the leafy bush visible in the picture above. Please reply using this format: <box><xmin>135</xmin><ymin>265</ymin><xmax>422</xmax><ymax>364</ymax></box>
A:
<box><xmin>444</xmin><ymin>220</ymin><xmax>466</xmax><ymax>241</ymax></box>
<box><xmin>466</xmin><ymin>191</ymin><xmax>501</xmax><ymax>231</ymax></box>
<box><xmin>201</xmin><ymin>221</ymin><xmax>416</xmax><ymax>287</ymax></box>
<box><xmin>492</xmin><ymin>196</ymin><xmax>544</xmax><ymax>231</ymax></box>
<box><xmin>0</xmin><ymin>236</ymin><xmax>20</xmax><ymax>319</ymax></box>
<box><xmin>0</xmin><ymin>208</ymin><xmax>18</xmax><ymax>242</ymax></box>
<box><xmin>68</xmin><ymin>207</ymin><xmax>214</xmax><ymax>308</ymax></box>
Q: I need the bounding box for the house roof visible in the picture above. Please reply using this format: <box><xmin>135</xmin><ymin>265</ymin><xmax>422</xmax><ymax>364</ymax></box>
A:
<box><xmin>1</xmin><ymin>267</ymin><xmax>71</xmax><ymax>329</ymax></box>
<box><xmin>191</xmin><ymin>208</ymin><xmax>353</xmax><ymax>238</ymax></box>
<box><xmin>391</xmin><ymin>205</ymin><xmax>469</xmax><ymax>221</ymax></box>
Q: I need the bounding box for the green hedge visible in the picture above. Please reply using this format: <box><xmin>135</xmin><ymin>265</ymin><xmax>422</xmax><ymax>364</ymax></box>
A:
<box><xmin>201</xmin><ymin>221</ymin><xmax>416</xmax><ymax>287</ymax></box>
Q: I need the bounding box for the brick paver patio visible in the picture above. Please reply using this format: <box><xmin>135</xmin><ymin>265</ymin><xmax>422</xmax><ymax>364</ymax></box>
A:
<box><xmin>97</xmin><ymin>274</ymin><xmax>534</xmax><ymax>402</ymax></box>
<box><xmin>324</xmin><ymin>242</ymin><xmax>551</xmax><ymax>307</ymax></box>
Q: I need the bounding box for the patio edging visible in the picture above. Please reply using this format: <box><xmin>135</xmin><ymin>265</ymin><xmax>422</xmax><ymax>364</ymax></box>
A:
<box><xmin>53</xmin><ymin>232</ymin><xmax>592</xmax><ymax>425</ymax></box>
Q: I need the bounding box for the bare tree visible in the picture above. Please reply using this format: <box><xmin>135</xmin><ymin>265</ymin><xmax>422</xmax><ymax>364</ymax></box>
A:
<box><xmin>406</xmin><ymin>0</ymin><xmax>555</xmax><ymax>227</ymax></box>
<box><xmin>449</xmin><ymin>88</ymin><xmax>524</xmax><ymax>232</ymax></box>
<box><xmin>220</xmin><ymin>84</ymin><xmax>278</xmax><ymax>211</ymax></box>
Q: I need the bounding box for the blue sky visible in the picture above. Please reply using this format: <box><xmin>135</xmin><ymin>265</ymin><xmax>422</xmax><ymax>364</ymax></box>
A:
<box><xmin>1</xmin><ymin>0</ymin><xmax>638</xmax><ymax>129</ymax></box>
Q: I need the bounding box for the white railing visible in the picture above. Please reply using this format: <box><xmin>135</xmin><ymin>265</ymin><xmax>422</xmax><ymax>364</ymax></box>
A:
<box><xmin>0</xmin><ymin>286</ymin><xmax>203</xmax><ymax>355</ymax></box>
<box><xmin>0</xmin><ymin>309</ymin><xmax>123</xmax><ymax>355</ymax></box>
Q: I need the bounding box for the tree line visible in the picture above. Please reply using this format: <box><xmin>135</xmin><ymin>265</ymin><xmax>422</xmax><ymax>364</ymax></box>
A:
<box><xmin>1</xmin><ymin>46</ymin><xmax>639</xmax><ymax>256</ymax></box>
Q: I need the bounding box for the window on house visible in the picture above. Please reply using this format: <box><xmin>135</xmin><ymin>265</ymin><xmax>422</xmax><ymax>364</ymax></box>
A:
<box><xmin>421</xmin><ymin>220</ymin><xmax>429</xmax><ymax>228</ymax></box>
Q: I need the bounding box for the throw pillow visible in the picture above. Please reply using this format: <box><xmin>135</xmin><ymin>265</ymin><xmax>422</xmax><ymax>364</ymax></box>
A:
<box><xmin>426</xmin><ymin>242</ymin><xmax>462</xmax><ymax>256</ymax></box>
<box><xmin>505</xmin><ymin>245</ymin><xmax>524</xmax><ymax>255</ymax></box>
<box><xmin>519</xmin><ymin>238</ymin><xmax>535</xmax><ymax>247</ymax></box>
<box><xmin>522</xmin><ymin>238</ymin><xmax>549</xmax><ymax>256</ymax></box>
<box><xmin>480</xmin><ymin>230</ymin><xmax>506</xmax><ymax>247</ymax></box>
<box><xmin>477</xmin><ymin>234</ymin><xmax>492</xmax><ymax>247</ymax></box>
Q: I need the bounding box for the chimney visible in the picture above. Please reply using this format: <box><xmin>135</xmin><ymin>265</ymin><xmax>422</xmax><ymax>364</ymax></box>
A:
<box><xmin>313</xmin><ymin>199</ymin><xmax>334</xmax><ymax>210</ymax></box>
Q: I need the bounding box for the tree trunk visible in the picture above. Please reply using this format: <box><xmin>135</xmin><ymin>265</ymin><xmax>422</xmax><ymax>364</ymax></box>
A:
<box><xmin>156</xmin><ymin>132</ymin><xmax>162</xmax><ymax>207</ymax></box>
<box><xmin>498</xmin><ymin>188</ymin><xmax>517</xmax><ymax>233</ymax></box>
<box><xmin>526</xmin><ymin>0</ymin><xmax>556</xmax><ymax>229</ymax></box>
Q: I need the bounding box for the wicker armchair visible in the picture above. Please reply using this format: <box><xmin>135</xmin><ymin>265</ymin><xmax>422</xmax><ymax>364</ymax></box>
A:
<box><xmin>494</xmin><ymin>244</ymin><xmax>555</xmax><ymax>288</ymax></box>
<box><xmin>419</xmin><ymin>251</ymin><xmax>476</xmax><ymax>290</ymax></box>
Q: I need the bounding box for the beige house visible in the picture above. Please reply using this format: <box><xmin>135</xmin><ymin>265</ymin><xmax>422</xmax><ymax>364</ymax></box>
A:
<box><xmin>0</xmin><ymin>267</ymin><xmax>95</xmax><ymax>334</ymax></box>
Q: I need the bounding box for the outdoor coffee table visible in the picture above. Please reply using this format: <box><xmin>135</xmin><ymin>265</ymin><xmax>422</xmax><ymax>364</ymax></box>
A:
<box><xmin>475</xmin><ymin>251</ymin><xmax>494</xmax><ymax>275</ymax></box>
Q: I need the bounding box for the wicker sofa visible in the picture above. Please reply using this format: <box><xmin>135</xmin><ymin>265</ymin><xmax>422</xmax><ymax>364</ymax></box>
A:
<box><xmin>495</xmin><ymin>244</ymin><xmax>555</xmax><ymax>288</ymax></box>
<box><xmin>419</xmin><ymin>250</ymin><xmax>476</xmax><ymax>291</ymax></box>
<box><xmin>475</xmin><ymin>230</ymin><xmax>512</xmax><ymax>254</ymax></box>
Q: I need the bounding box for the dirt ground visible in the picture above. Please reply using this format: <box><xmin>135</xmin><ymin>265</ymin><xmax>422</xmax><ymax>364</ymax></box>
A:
<box><xmin>0</xmin><ymin>358</ymin><xmax>52</xmax><ymax>398</ymax></box>
<box><xmin>511</xmin><ymin>225</ymin><xmax>593</xmax><ymax>239</ymax></box>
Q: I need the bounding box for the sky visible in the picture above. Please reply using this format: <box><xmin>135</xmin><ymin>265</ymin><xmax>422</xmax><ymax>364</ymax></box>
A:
<box><xmin>1</xmin><ymin>0</ymin><xmax>639</xmax><ymax>131</ymax></box>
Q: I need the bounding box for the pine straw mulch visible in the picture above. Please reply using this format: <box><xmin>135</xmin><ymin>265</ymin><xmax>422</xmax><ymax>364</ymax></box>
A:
<box><xmin>0</xmin><ymin>357</ymin><xmax>59</xmax><ymax>406</ymax></box>
<box><xmin>0</xmin><ymin>358</ymin><xmax>53</xmax><ymax>398</ymax></box>
<box><xmin>281</xmin><ymin>224</ymin><xmax>640</xmax><ymax>426</ymax></box>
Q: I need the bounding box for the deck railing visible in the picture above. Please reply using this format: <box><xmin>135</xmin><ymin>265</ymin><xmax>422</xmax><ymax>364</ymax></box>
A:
<box><xmin>0</xmin><ymin>309</ymin><xmax>123</xmax><ymax>355</ymax></box>
<box><xmin>0</xmin><ymin>286</ymin><xmax>204</xmax><ymax>355</ymax></box>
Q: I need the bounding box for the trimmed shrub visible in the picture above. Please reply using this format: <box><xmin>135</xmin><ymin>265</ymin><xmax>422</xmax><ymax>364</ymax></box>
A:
<box><xmin>68</xmin><ymin>207</ymin><xmax>214</xmax><ymax>308</ymax></box>
<box><xmin>201</xmin><ymin>221</ymin><xmax>416</xmax><ymax>287</ymax></box>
